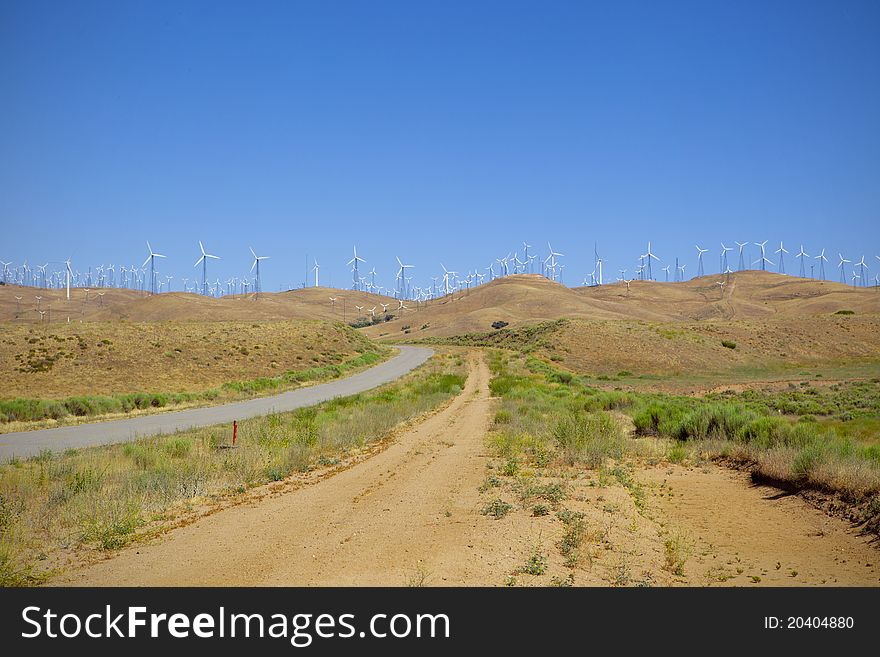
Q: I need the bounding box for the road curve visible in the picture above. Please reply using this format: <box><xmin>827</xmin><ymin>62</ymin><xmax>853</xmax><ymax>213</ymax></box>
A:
<box><xmin>0</xmin><ymin>345</ymin><xmax>433</xmax><ymax>461</ymax></box>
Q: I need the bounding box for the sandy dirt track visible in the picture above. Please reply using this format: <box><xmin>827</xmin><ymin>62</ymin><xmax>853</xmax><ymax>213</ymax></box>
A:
<box><xmin>58</xmin><ymin>351</ymin><xmax>504</xmax><ymax>586</ymax></box>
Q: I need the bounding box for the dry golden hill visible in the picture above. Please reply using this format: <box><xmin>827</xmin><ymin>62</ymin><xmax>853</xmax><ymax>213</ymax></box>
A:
<box><xmin>362</xmin><ymin>271</ymin><xmax>880</xmax><ymax>340</ymax></box>
<box><xmin>0</xmin><ymin>320</ymin><xmax>378</xmax><ymax>399</ymax></box>
<box><xmin>0</xmin><ymin>285</ymin><xmax>395</xmax><ymax>323</ymax></box>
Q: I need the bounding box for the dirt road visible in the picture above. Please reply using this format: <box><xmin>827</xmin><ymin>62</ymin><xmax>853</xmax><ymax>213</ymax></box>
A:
<box><xmin>59</xmin><ymin>351</ymin><xmax>511</xmax><ymax>586</ymax></box>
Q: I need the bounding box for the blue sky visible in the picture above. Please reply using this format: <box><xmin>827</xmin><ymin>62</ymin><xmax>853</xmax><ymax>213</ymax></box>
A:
<box><xmin>2</xmin><ymin>0</ymin><xmax>879</xmax><ymax>290</ymax></box>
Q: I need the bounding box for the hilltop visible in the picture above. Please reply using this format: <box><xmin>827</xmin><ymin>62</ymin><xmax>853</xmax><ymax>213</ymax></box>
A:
<box><xmin>0</xmin><ymin>285</ymin><xmax>396</xmax><ymax>323</ymax></box>
<box><xmin>361</xmin><ymin>271</ymin><xmax>880</xmax><ymax>339</ymax></box>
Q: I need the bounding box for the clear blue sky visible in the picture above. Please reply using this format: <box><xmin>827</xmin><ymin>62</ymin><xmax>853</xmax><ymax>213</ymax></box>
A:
<box><xmin>2</xmin><ymin>0</ymin><xmax>879</xmax><ymax>290</ymax></box>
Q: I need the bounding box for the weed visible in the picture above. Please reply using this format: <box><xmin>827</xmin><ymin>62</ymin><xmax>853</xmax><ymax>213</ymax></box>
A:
<box><xmin>663</xmin><ymin>530</ymin><xmax>692</xmax><ymax>576</ymax></box>
<box><xmin>481</xmin><ymin>499</ymin><xmax>513</xmax><ymax>519</ymax></box>
<box><xmin>519</xmin><ymin>552</ymin><xmax>548</xmax><ymax>576</ymax></box>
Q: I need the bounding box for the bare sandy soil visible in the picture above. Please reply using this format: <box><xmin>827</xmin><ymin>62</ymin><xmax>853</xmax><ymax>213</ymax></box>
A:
<box><xmin>639</xmin><ymin>465</ymin><xmax>879</xmax><ymax>586</ymax></box>
<box><xmin>55</xmin><ymin>353</ymin><xmax>879</xmax><ymax>587</ymax></box>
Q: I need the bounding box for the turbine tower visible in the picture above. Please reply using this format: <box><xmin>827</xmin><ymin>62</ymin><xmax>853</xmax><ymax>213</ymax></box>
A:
<box><xmin>837</xmin><ymin>253</ymin><xmax>851</xmax><ymax>284</ymax></box>
<box><xmin>753</xmin><ymin>241</ymin><xmax>772</xmax><ymax>271</ymax></box>
<box><xmin>796</xmin><ymin>245</ymin><xmax>809</xmax><ymax>278</ymax></box>
<box><xmin>695</xmin><ymin>245</ymin><xmax>708</xmax><ymax>277</ymax></box>
<box><xmin>194</xmin><ymin>241</ymin><xmax>220</xmax><ymax>295</ymax></box>
<box><xmin>65</xmin><ymin>257</ymin><xmax>73</xmax><ymax>302</ymax></box>
<box><xmin>814</xmin><ymin>249</ymin><xmax>827</xmax><ymax>280</ymax></box>
<box><xmin>856</xmin><ymin>256</ymin><xmax>869</xmax><ymax>287</ymax></box>
<box><xmin>720</xmin><ymin>243</ymin><xmax>732</xmax><ymax>273</ymax></box>
<box><xmin>142</xmin><ymin>241</ymin><xmax>166</xmax><ymax>295</ymax></box>
<box><xmin>645</xmin><ymin>241</ymin><xmax>660</xmax><ymax>280</ymax></box>
<box><xmin>735</xmin><ymin>241</ymin><xmax>747</xmax><ymax>271</ymax></box>
<box><xmin>249</xmin><ymin>247</ymin><xmax>270</xmax><ymax>296</ymax></box>
<box><xmin>775</xmin><ymin>241</ymin><xmax>788</xmax><ymax>274</ymax></box>
<box><xmin>347</xmin><ymin>245</ymin><xmax>366</xmax><ymax>291</ymax></box>
<box><xmin>312</xmin><ymin>259</ymin><xmax>321</xmax><ymax>287</ymax></box>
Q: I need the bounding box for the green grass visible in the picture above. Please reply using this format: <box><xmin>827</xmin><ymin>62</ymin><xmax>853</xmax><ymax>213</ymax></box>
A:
<box><xmin>0</xmin><ymin>353</ymin><xmax>465</xmax><ymax>586</ymax></box>
<box><xmin>0</xmin><ymin>349</ymin><xmax>388</xmax><ymax>425</ymax></box>
<box><xmin>487</xmin><ymin>349</ymin><xmax>880</xmax><ymax>526</ymax></box>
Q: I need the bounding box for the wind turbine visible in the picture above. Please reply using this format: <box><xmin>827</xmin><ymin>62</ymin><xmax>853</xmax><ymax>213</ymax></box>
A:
<box><xmin>775</xmin><ymin>241</ymin><xmax>788</xmax><ymax>274</ymax></box>
<box><xmin>312</xmin><ymin>259</ymin><xmax>321</xmax><ymax>287</ymax></box>
<box><xmin>395</xmin><ymin>257</ymin><xmax>414</xmax><ymax>298</ymax></box>
<box><xmin>720</xmin><ymin>243</ymin><xmax>732</xmax><ymax>273</ymax></box>
<box><xmin>347</xmin><ymin>246</ymin><xmax>366</xmax><ymax>290</ymax></box>
<box><xmin>545</xmin><ymin>243</ymin><xmax>564</xmax><ymax>281</ymax></box>
<box><xmin>142</xmin><ymin>241</ymin><xmax>166</xmax><ymax>295</ymax></box>
<box><xmin>194</xmin><ymin>241</ymin><xmax>220</xmax><ymax>295</ymax></box>
<box><xmin>753</xmin><ymin>241</ymin><xmax>772</xmax><ymax>271</ymax></box>
<box><xmin>856</xmin><ymin>256</ymin><xmax>869</xmax><ymax>287</ymax></box>
<box><xmin>440</xmin><ymin>263</ymin><xmax>457</xmax><ymax>296</ymax></box>
<box><xmin>645</xmin><ymin>242</ymin><xmax>660</xmax><ymax>280</ymax></box>
<box><xmin>695</xmin><ymin>245</ymin><xmax>708</xmax><ymax>277</ymax></box>
<box><xmin>661</xmin><ymin>265</ymin><xmax>671</xmax><ymax>282</ymax></box>
<box><xmin>249</xmin><ymin>247</ymin><xmax>270</xmax><ymax>296</ymax></box>
<box><xmin>837</xmin><ymin>253</ymin><xmax>851</xmax><ymax>284</ymax></box>
<box><xmin>795</xmin><ymin>246</ymin><xmax>809</xmax><ymax>278</ymax></box>
<box><xmin>735</xmin><ymin>241</ymin><xmax>747</xmax><ymax>271</ymax></box>
<box><xmin>815</xmin><ymin>249</ymin><xmax>828</xmax><ymax>280</ymax></box>
<box><xmin>64</xmin><ymin>257</ymin><xmax>73</xmax><ymax>302</ymax></box>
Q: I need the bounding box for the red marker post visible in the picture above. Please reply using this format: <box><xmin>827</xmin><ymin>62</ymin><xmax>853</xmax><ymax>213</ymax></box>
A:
<box><xmin>232</xmin><ymin>420</ymin><xmax>237</xmax><ymax>447</ymax></box>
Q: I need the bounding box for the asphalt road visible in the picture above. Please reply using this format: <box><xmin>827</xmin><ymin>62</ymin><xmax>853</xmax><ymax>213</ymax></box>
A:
<box><xmin>0</xmin><ymin>345</ymin><xmax>433</xmax><ymax>461</ymax></box>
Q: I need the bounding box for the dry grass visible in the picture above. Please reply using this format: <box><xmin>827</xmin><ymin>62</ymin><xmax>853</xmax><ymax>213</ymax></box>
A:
<box><xmin>361</xmin><ymin>270</ymin><xmax>880</xmax><ymax>341</ymax></box>
<box><xmin>416</xmin><ymin>314</ymin><xmax>880</xmax><ymax>394</ymax></box>
<box><xmin>0</xmin><ymin>320</ymin><xmax>378</xmax><ymax>399</ymax></box>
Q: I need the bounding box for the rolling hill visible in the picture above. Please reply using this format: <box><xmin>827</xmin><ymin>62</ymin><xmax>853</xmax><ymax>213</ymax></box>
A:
<box><xmin>361</xmin><ymin>271</ymin><xmax>880</xmax><ymax>340</ymax></box>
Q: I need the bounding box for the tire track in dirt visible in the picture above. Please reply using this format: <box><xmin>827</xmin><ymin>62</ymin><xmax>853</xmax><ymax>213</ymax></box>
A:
<box><xmin>56</xmin><ymin>351</ymin><xmax>506</xmax><ymax>586</ymax></box>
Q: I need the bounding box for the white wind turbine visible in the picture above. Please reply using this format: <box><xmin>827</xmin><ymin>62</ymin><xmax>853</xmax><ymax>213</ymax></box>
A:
<box><xmin>545</xmin><ymin>243</ymin><xmax>564</xmax><ymax>281</ymax></box>
<box><xmin>753</xmin><ymin>241</ymin><xmax>773</xmax><ymax>271</ymax></box>
<box><xmin>837</xmin><ymin>253</ymin><xmax>850</xmax><ymax>284</ymax></box>
<box><xmin>695</xmin><ymin>245</ymin><xmax>708</xmax><ymax>277</ymax></box>
<box><xmin>440</xmin><ymin>263</ymin><xmax>457</xmax><ymax>296</ymax></box>
<box><xmin>775</xmin><ymin>241</ymin><xmax>788</xmax><ymax>274</ymax></box>
<box><xmin>522</xmin><ymin>242</ymin><xmax>533</xmax><ymax>272</ymax></box>
<box><xmin>312</xmin><ymin>259</ymin><xmax>321</xmax><ymax>287</ymax></box>
<box><xmin>815</xmin><ymin>248</ymin><xmax>828</xmax><ymax>280</ymax></box>
<box><xmin>856</xmin><ymin>256</ymin><xmax>869</xmax><ymax>287</ymax></box>
<box><xmin>720</xmin><ymin>243</ymin><xmax>733</xmax><ymax>273</ymax></box>
<box><xmin>194</xmin><ymin>241</ymin><xmax>220</xmax><ymax>295</ymax></box>
<box><xmin>661</xmin><ymin>264</ymin><xmax>671</xmax><ymax>282</ymax></box>
<box><xmin>735</xmin><ymin>241</ymin><xmax>747</xmax><ymax>271</ymax></box>
<box><xmin>347</xmin><ymin>246</ymin><xmax>366</xmax><ymax>291</ymax></box>
<box><xmin>645</xmin><ymin>241</ymin><xmax>660</xmax><ymax>280</ymax></box>
<box><xmin>142</xmin><ymin>241</ymin><xmax>166</xmax><ymax>295</ymax></box>
<box><xmin>249</xmin><ymin>247</ymin><xmax>270</xmax><ymax>296</ymax></box>
<box><xmin>795</xmin><ymin>245</ymin><xmax>809</xmax><ymax>278</ymax></box>
<box><xmin>64</xmin><ymin>257</ymin><xmax>73</xmax><ymax>302</ymax></box>
<box><xmin>395</xmin><ymin>257</ymin><xmax>414</xmax><ymax>298</ymax></box>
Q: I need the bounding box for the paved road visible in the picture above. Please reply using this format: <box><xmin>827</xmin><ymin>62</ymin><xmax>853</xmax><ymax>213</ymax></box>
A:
<box><xmin>0</xmin><ymin>346</ymin><xmax>433</xmax><ymax>461</ymax></box>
